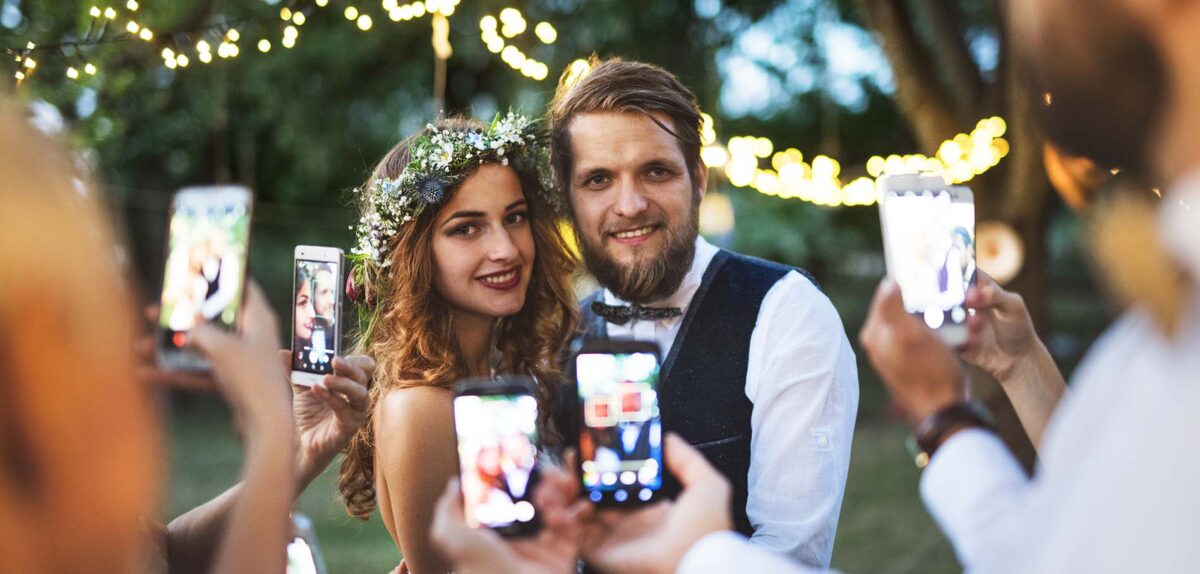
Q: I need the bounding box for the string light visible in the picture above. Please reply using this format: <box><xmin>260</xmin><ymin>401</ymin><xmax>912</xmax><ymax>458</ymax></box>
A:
<box><xmin>90</xmin><ymin>6</ymin><xmax>102</xmax><ymax>18</ymax></box>
<box><xmin>258</xmin><ymin>39</ymin><xmax>271</xmax><ymax>53</ymax></box>
<box><xmin>479</xmin><ymin>8</ymin><xmax>552</xmax><ymax>81</ymax></box>
<box><xmin>104</xmin><ymin>7</ymin><xmax>117</xmax><ymax>19</ymax></box>
<box><xmin>126</xmin><ymin>0</ymin><xmax>139</xmax><ymax>11</ymax></box>
<box><xmin>174</xmin><ymin>55</ymin><xmax>187</xmax><ymax>67</ymax></box>
<box><xmin>293</xmin><ymin>12</ymin><xmax>307</xmax><ymax>26</ymax></box>
<box><xmin>357</xmin><ymin>14</ymin><xmax>374</xmax><ymax>31</ymax></box>
<box><xmin>702</xmin><ymin>116</ymin><xmax>1011</xmax><ymax>207</ymax></box>
<box><xmin>344</xmin><ymin>6</ymin><xmax>359</xmax><ymax>20</ymax></box>
<box><xmin>66</xmin><ymin>66</ymin><xmax>79</xmax><ymax>79</ymax></box>
<box><xmin>316</xmin><ymin>0</ymin><xmax>329</xmax><ymax>6</ymax></box>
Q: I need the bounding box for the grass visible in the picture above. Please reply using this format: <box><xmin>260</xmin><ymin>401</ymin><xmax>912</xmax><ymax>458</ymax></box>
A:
<box><xmin>166</xmin><ymin>394</ymin><xmax>958</xmax><ymax>573</ymax></box>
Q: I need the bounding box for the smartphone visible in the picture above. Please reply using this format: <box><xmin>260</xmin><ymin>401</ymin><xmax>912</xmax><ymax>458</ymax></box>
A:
<box><xmin>291</xmin><ymin>246</ymin><xmax>344</xmax><ymax>386</ymax></box>
<box><xmin>878</xmin><ymin>174</ymin><xmax>977</xmax><ymax>346</ymax></box>
<box><xmin>286</xmin><ymin>513</ymin><xmax>328</xmax><ymax>574</ymax></box>
<box><xmin>452</xmin><ymin>376</ymin><xmax>543</xmax><ymax>537</ymax></box>
<box><xmin>156</xmin><ymin>186</ymin><xmax>254</xmax><ymax>371</ymax></box>
<box><xmin>574</xmin><ymin>340</ymin><xmax>664</xmax><ymax>507</ymax></box>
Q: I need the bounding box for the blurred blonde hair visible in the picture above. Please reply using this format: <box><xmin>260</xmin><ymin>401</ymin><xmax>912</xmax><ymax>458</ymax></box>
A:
<box><xmin>0</xmin><ymin>103</ymin><xmax>158</xmax><ymax>572</ymax></box>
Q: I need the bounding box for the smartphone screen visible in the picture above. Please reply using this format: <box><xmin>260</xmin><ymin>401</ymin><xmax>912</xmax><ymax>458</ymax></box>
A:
<box><xmin>292</xmin><ymin>258</ymin><xmax>340</xmax><ymax>375</ymax></box>
<box><xmin>882</xmin><ymin>188</ymin><xmax>976</xmax><ymax>329</ymax></box>
<box><xmin>453</xmin><ymin>391</ymin><xmax>541</xmax><ymax>534</ymax></box>
<box><xmin>576</xmin><ymin>350</ymin><xmax>664</xmax><ymax>505</ymax></box>
<box><xmin>158</xmin><ymin>189</ymin><xmax>251</xmax><ymax>353</ymax></box>
<box><xmin>286</xmin><ymin>513</ymin><xmax>327</xmax><ymax>574</ymax></box>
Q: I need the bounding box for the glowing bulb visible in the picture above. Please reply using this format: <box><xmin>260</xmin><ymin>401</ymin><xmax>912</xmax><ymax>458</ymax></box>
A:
<box><xmin>413</xmin><ymin>2</ymin><xmax>426</xmax><ymax>17</ymax></box>
<box><xmin>357</xmin><ymin>14</ymin><xmax>373</xmax><ymax>30</ymax></box>
<box><xmin>14</xmin><ymin>70</ymin><xmax>25</xmax><ymax>81</ymax></box>
<box><xmin>66</xmin><ymin>66</ymin><xmax>79</xmax><ymax>79</ymax></box>
<box><xmin>104</xmin><ymin>7</ymin><xmax>117</xmax><ymax>19</ymax></box>
<box><xmin>480</xmin><ymin>15</ymin><xmax>497</xmax><ymax>31</ymax></box>
<box><xmin>85</xmin><ymin>63</ymin><xmax>97</xmax><ymax>74</ymax></box>
<box><xmin>139</xmin><ymin>28</ymin><xmax>153</xmax><ymax>40</ymax></box>
<box><xmin>23</xmin><ymin>57</ymin><xmax>36</xmax><ymax>69</ymax></box>
<box><xmin>293</xmin><ymin>12</ymin><xmax>306</xmax><ymax>25</ymax></box>
<box><xmin>500</xmin><ymin>7</ymin><xmax>520</xmax><ymax>23</ymax></box>
<box><xmin>175</xmin><ymin>55</ymin><xmax>188</xmax><ymax>67</ymax></box>
<box><xmin>90</xmin><ymin>6</ymin><xmax>102</xmax><ymax>18</ymax></box>
<box><xmin>281</xmin><ymin>7</ymin><xmax>293</xmax><ymax>20</ymax></box>
<box><xmin>199</xmin><ymin>51</ymin><xmax>212</xmax><ymax>63</ymax></box>
<box><xmin>384</xmin><ymin>0</ymin><xmax>398</xmax><ymax>10</ymax></box>
<box><xmin>162</xmin><ymin>48</ymin><xmax>175</xmax><ymax>60</ymax></box>
<box><xmin>390</xmin><ymin>8</ymin><xmax>402</xmax><ymax>21</ymax></box>
<box><xmin>196</xmin><ymin>39</ymin><xmax>211</xmax><ymax>52</ymax></box>
<box><xmin>345</xmin><ymin>6</ymin><xmax>359</xmax><ymax>20</ymax></box>
<box><xmin>165</xmin><ymin>58</ymin><xmax>177</xmax><ymax>69</ymax></box>
<box><xmin>284</xmin><ymin>25</ymin><xmax>299</xmax><ymax>38</ymax></box>
<box><xmin>316</xmin><ymin>0</ymin><xmax>329</xmax><ymax>6</ymax></box>
<box><xmin>126</xmin><ymin>0</ymin><xmax>139</xmax><ymax>10</ymax></box>
<box><xmin>282</xmin><ymin>35</ymin><xmax>296</xmax><ymax>48</ymax></box>
<box><xmin>227</xmin><ymin>29</ymin><xmax>240</xmax><ymax>42</ymax></box>
<box><xmin>258</xmin><ymin>39</ymin><xmax>271</xmax><ymax>52</ymax></box>
<box><xmin>126</xmin><ymin>21</ymin><xmax>140</xmax><ymax>33</ymax></box>
<box><xmin>534</xmin><ymin>22</ymin><xmax>557</xmax><ymax>44</ymax></box>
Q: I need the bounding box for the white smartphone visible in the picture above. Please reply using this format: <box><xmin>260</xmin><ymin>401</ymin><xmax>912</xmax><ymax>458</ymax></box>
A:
<box><xmin>157</xmin><ymin>186</ymin><xmax>254</xmax><ymax>371</ymax></box>
<box><xmin>878</xmin><ymin>174</ymin><xmax>976</xmax><ymax>347</ymax></box>
<box><xmin>291</xmin><ymin>245</ymin><xmax>344</xmax><ymax>386</ymax></box>
<box><xmin>286</xmin><ymin>513</ymin><xmax>328</xmax><ymax>574</ymax></box>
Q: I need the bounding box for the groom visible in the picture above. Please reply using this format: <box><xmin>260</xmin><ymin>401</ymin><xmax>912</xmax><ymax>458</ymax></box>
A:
<box><xmin>549</xmin><ymin>58</ymin><xmax>859</xmax><ymax>568</ymax></box>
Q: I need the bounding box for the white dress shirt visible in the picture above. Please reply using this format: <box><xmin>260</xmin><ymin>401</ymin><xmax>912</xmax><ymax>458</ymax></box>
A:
<box><xmin>602</xmin><ymin>237</ymin><xmax>860</xmax><ymax>568</ymax></box>
<box><xmin>676</xmin><ymin>181</ymin><xmax>1200</xmax><ymax>574</ymax></box>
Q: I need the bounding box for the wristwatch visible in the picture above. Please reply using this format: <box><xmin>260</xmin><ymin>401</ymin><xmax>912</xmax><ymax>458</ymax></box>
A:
<box><xmin>907</xmin><ymin>401</ymin><xmax>992</xmax><ymax>468</ymax></box>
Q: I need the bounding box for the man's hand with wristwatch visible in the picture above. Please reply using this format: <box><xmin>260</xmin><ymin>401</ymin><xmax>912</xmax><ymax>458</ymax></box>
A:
<box><xmin>860</xmin><ymin>280</ymin><xmax>993</xmax><ymax>465</ymax></box>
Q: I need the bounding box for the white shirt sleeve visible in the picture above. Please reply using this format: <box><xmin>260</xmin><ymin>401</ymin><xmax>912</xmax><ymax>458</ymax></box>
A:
<box><xmin>677</xmin><ymin>531</ymin><xmax>828</xmax><ymax>574</ymax></box>
<box><xmin>745</xmin><ymin>271</ymin><xmax>860</xmax><ymax>568</ymax></box>
<box><xmin>919</xmin><ymin>428</ymin><xmax>1031</xmax><ymax>569</ymax></box>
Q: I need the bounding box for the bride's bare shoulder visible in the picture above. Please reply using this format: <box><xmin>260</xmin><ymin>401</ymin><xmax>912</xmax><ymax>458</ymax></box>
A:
<box><xmin>374</xmin><ymin>385</ymin><xmax>455</xmax><ymax>448</ymax></box>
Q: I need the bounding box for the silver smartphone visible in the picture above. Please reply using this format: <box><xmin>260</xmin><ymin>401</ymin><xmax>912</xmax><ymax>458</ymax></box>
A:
<box><xmin>156</xmin><ymin>186</ymin><xmax>254</xmax><ymax>371</ymax></box>
<box><xmin>286</xmin><ymin>513</ymin><xmax>328</xmax><ymax>574</ymax></box>
<box><xmin>291</xmin><ymin>245</ymin><xmax>344</xmax><ymax>386</ymax></box>
<box><xmin>878</xmin><ymin>174</ymin><xmax>976</xmax><ymax>347</ymax></box>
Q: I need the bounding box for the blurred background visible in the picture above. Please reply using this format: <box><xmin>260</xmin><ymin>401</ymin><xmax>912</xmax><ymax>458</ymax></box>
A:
<box><xmin>2</xmin><ymin>0</ymin><xmax>1113</xmax><ymax>571</ymax></box>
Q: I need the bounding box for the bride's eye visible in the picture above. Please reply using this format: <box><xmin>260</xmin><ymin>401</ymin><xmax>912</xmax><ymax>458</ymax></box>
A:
<box><xmin>450</xmin><ymin>223</ymin><xmax>480</xmax><ymax>238</ymax></box>
<box><xmin>505</xmin><ymin>211</ymin><xmax>529</xmax><ymax>226</ymax></box>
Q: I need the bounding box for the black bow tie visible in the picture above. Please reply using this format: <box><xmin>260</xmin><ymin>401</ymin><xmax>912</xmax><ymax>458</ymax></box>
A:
<box><xmin>591</xmin><ymin>301</ymin><xmax>682</xmax><ymax>326</ymax></box>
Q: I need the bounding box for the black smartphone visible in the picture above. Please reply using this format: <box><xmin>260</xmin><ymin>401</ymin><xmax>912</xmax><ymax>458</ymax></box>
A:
<box><xmin>452</xmin><ymin>376</ymin><xmax>543</xmax><ymax>537</ymax></box>
<box><xmin>156</xmin><ymin>185</ymin><xmax>254</xmax><ymax>371</ymax></box>
<box><xmin>574</xmin><ymin>340</ymin><xmax>665</xmax><ymax>507</ymax></box>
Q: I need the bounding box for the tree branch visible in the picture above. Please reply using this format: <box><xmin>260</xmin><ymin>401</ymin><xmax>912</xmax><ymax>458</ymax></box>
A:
<box><xmin>915</xmin><ymin>0</ymin><xmax>985</xmax><ymax>121</ymax></box>
<box><xmin>855</xmin><ymin>0</ymin><xmax>961</xmax><ymax>154</ymax></box>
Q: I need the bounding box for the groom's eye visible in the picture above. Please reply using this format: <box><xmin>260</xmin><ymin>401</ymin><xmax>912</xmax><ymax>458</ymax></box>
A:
<box><xmin>583</xmin><ymin>174</ymin><xmax>611</xmax><ymax>189</ymax></box>
<box><xmin>646</xmin><ymin>166</ymin><xmax>673</xmax><ymax>179</ymax></box>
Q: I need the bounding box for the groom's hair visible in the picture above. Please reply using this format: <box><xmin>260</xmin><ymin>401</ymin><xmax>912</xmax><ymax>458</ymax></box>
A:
<box><xmin>548</xmin><ymin>57</ymin><xmax>704</xmax><ymax>209</ymax></box>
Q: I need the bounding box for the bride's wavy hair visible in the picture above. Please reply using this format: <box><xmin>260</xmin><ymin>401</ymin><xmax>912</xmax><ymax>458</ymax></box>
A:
<box><xmin>338</xmin><ymin>117</ymin><xmax>578</xmax><ymax>519</ymax></box>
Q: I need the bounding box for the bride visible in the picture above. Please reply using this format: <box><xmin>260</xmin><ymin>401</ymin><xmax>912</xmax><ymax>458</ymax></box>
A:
<box><xmin>337</xmin><ymin>114</ymin><xmax>578</xmax><ymax>573</ymax></box>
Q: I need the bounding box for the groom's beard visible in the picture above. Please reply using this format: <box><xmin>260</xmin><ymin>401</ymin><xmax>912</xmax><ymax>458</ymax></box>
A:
<box><xmin>577</xmin><ymin>198</ymin><xmax>700</xmax><ymax>304</ymax></box>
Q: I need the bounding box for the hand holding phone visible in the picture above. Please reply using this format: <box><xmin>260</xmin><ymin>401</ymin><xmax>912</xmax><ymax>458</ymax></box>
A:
<box><xmin>878</xmin><ymin>174</ymin><xmax>977</xmax><ymax>346</ymax></box>
<box><xmin>574</xmin><ymin>341</ymin><xmax>665</xmax><ymax>507</ymax></box>
<box><xmin>291</xmin><ymin>246</ymin><xmax>345</xmax><ymax>386</ymax></box>
<box><xmin>157</xmin><ymin>186</ymin><xmax>254</xmax><ymax>371</ymax></box>
<box><xmin>452</xmin><ymin>376</ymin><xmax>543</xmax><ymax>537</ymax></box>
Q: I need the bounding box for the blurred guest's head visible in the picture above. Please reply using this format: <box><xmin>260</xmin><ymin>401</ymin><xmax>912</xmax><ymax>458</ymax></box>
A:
<box><xmin>0</xmin><ymin>103</ymin><xmax>158</xmax><ymax>572</ymax></box>
<box><xmin>1008</xmin><ymin>0</ymin><xmax>1200</xmax><ymax>181</ymax></box>
<box><xmin>549</xmin><ymin>58</ymin><xmax>706</xmax><ymax>303</ymax></box>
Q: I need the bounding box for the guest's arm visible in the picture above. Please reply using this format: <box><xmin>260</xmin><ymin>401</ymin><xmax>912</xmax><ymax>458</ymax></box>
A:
<box><xmin>961</xmin><ymin>272</ymin><xmax>1067</xmax><ymax>448</ymax></box>
<box><xmin>744</xmin><ymin>273</ymin><xmax>859</xmax><ymax>567</ymax></box>
<box><xmin>166</xmin><ymin>354</ymin><xmax>373</xmax><ymax>574</ymax></box>
<box><xmin>375</xmin><ymin>386</ymin><xmax>460</xmax><ymax>574</ymax></box>
<box><xmin>183</xmin><ymin>284</ymin><xmax>295</xmax><ymax>574</ymax></box>
<box><xmin>861</xmin><ymin>279</ymin><xmax>1032</xmax><ymax>568</ymax></box>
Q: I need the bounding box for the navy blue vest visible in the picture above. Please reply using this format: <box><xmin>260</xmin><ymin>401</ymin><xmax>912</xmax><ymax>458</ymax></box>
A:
<box><xmin>564</xmin><ymin>250</ymin><xmax>815</xmax><ymax>536</ymax></box>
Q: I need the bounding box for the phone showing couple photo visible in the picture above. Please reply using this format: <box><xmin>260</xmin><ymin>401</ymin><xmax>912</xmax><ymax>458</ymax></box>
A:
<box><xmin>879</xmin><ymin>174</ymin><xmax>977</xmax><ymax>347</ymax></box>
<box><xmin>156</xmin><ymin>186</ymin><xmax>253</xmax><ymax>372</ymax></box>
<box><xmin>452</xmin><ymin>376</ymin><xmax>543</xmax><ymax>538</ymax></box>
<box><xmin>291</xmin><ymin>246</ymin><xmax>344</xmax><ymax>386</ymax></box>
<box><xmin>575</xmin><ymin>340</ymin><xmax>665</xmax><ymax>507</ymax></box>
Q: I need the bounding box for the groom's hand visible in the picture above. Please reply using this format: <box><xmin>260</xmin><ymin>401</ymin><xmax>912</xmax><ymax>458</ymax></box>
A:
<box><xmin>860</xmin><ymin>280</ymin><xmax>965</xmax><ymax>425</ymax></box>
